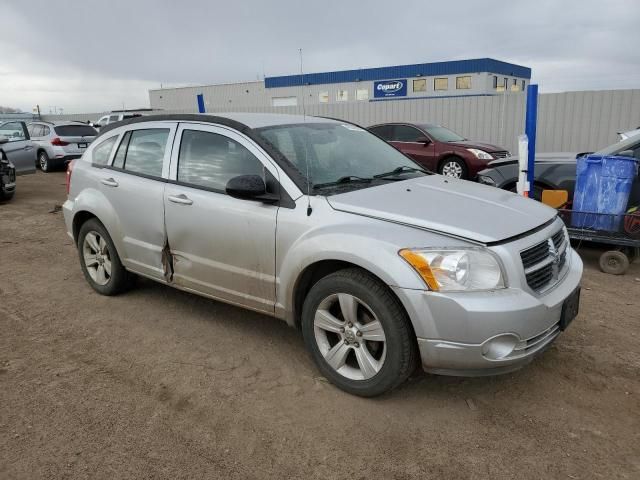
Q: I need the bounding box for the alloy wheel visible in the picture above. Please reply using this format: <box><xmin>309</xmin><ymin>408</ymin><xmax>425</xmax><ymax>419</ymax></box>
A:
<box><xmin>82</xmin><ymin>231</ymin><xmax>112</xmax><ymax>285</ymax></box>
<box><xmin>441</xmin><ymin>161</ymin><xmax>463</xmax><ymax>178</ymax></box>
<box><xmin>313</xmin><ymin>293</ymin><xmax>387</xmax><ymax>380</ymax></box>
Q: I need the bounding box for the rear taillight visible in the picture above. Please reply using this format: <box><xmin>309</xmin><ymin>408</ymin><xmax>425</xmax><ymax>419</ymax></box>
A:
<box><xmin>51</xmin><ymin>137</ymin><xmax>69</xmax><ymax>146</ymax></box>
<box><xmin>66</xmin><ymin>160</ymin><xmax>75</xmax><ymax>195</ymax></box>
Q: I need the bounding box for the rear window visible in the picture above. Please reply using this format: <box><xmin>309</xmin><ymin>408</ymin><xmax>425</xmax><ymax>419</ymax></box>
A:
<box><xmin>54</xmin><ymin>125</ymin><xmax>97</xmax><ymax>137</ymax></box>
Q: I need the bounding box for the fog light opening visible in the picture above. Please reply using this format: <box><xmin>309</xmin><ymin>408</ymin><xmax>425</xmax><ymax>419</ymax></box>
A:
<box><xmin>482</xmin><ymin>334</ymin><xmax>519</xmax><ymax>360</ymax></box>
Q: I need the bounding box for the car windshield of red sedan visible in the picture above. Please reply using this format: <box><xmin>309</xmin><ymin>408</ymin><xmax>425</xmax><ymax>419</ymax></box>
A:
<box><xmin>420</xmin><ymin>125</ymin><xmax>466</xmax><ymax>143</ymax></box>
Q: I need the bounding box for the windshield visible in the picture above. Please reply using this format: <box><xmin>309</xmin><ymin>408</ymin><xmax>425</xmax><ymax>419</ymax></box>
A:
<box><xmin>596</xmin><ymin>135</ymin><xmax>640</xmax><ymax>156</ymax></box>
<box><xmin>256</xmin><ymin>122</ymin><xmax>424</xmax><ymax>189</ymax></box>
<box><xmin>420</xmin><ymin>125</ymin><xmax>466</xmax><ymax>142</ymax></box>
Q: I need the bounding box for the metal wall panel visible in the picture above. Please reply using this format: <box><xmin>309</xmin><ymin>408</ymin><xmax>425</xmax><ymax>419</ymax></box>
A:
<box><xmin>44</xmin><ymin>89</ymin><xmax>640</xmax><ymax>155</ymax></box>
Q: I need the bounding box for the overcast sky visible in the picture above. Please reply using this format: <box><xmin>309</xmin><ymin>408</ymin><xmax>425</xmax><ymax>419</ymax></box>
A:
<box><xmin>2</xmin><ymin>0</ymin><xmax>639</xmax><ymax>113</ymax></box>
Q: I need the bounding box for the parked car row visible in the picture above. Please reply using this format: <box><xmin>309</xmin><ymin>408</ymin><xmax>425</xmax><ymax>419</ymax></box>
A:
<box><xmin>28</xmin><ymin>121</ymin><xmax>97</xmax><ymax>172</ymax></box>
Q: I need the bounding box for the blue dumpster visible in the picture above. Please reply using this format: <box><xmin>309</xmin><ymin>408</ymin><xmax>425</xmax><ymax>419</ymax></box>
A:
<box><xmin>572</xmin><ymin>154</ymin><xmax>638</xmax><ymax>231</ymax></box>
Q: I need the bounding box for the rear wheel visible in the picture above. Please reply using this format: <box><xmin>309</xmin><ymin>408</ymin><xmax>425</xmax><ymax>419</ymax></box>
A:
<box><xmin>439</xmin><ymin>157</ymin><xmax>468</xmax><ymax>179</ymax></box>
<box><xmin>77</xmin><ymin>218</ymin><xmax>132</xmax><ymax>295</ymax></box>
<box><xmin>39</xmin><ymin>151</ymin><xmax>51</xmax><ymax>172</ymax></box>
<box><xmin>301</xmin><ymin>268</ymin><xmax>417</xmax><ymax>397</ymax></box>
<box><xmin>599</xmin><ymin>250</ymin><xmax>629</xmax><ymax>275</ymax></box>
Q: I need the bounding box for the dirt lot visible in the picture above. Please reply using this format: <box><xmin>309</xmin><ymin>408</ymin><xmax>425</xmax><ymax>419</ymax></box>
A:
<box><xmin>1</xmin><ymin>171</ymin><xmax>639</xmax><ymax>479</ymax></box>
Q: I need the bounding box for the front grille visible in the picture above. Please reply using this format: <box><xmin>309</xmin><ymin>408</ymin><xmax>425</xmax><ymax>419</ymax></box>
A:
<box><xmin>520</xmin><ymin>228</ymin><xmax>568</xmax><ymax>293</ymax></box>
<box><xmin>491</xmin><ymin>151</ymin><xmax>510</xmax><ymax>159</ymax></box>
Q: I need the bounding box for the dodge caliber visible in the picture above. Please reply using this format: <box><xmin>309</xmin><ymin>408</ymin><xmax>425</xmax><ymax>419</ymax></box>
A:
<box><xmin>63</xmin><ymin>113</ymin><xmax>582</xmax><ymax>397</ymax></box>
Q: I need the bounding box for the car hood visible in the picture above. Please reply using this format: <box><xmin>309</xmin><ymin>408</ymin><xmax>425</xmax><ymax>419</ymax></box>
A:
<box><xmin>487</xmin><ymin>152</ymin><xmax>582</xmax><ymax>168</ymax></box>
<box><xmin>326</xmin><ymin>175</ymin><xmax>557</xmax><ymax>244</ymax></box>
<box><xmin>446</xmin><ymin>140</ymin><xmax>507</xmax><ymax>153</ymax></box>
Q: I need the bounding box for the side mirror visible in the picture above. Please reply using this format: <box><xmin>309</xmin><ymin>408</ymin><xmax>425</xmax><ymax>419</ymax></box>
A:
<box><xmin>416</xmin><ymin>136</ymin><xmax>431</xmax><ymax>145</ymax></box>
<box><xmin>0</xmin><ymin>135</ymin><xmax>8</xmax><ymax>145</ymax></box>
<box><xmin>226</xmin><ymin>175</ymin><xmax>279</xmax><ymax>203</ymax></box>
<box><xmin>618</xmin><ymin>150</ymin><xmax>635</xmax><ymax>158</ymax></box>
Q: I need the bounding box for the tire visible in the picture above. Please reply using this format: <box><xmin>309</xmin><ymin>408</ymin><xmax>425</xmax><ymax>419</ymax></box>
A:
<box><xmin>599</xmin><ymin>250</ymin><xmax>629</xmax><ymax>275</ymax></box>
<box><xmin>77</xmin><ymin>218</ymin><xmax>132</xmax><ymax>295</ymax></box>
<box><xmin>301</xmin><ymin>268</ymin><xmax>417</xmax><ymax>397</ymax></box>
<box><xmin>439</xmin><ymin>157</ymin><xmax>468</xmax><ymax>179</ymax></box>
<box><xmin>0</xmin><ymin>188</ymin><xmax>14</xmax><ymax>202</ymax></box>
<box><xmin>39</xmin><ymin>151</ymin><xmax>51</xmax><ymax>172</ymax></box>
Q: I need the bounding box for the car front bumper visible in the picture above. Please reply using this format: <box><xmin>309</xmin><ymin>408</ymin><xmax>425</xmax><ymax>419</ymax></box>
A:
<box><xmin>392</xmin><ymin>248</ymin><xmax>583</xmax><ymax>376</ymax></box>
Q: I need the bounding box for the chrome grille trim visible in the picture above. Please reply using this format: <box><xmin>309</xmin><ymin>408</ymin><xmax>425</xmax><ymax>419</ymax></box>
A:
<box><xmin>520</xmin><ymin>228</ymin><xmax>568</xmax><ymax>293</ymax></box>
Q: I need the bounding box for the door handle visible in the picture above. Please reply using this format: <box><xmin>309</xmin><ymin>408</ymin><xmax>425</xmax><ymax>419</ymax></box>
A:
<box><xmin>100</xmin><ymin>177</ymin><xmax>119</xmax><ymax>187</ymax></box>
<box><xmin>168</xmin><ymin>194</ymin><xmax>193</xmax><ymax>205</ymax></box>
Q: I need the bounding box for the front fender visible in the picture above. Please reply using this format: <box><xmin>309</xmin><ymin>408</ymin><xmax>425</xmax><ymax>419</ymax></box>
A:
<box><xmin>276</xmin><ymin>216</ymin><xmax>450</xmax><ymax>326</ymax></box>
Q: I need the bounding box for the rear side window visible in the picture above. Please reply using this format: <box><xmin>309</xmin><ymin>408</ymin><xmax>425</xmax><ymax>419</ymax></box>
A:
<box><xmin>392</xmin><ymin>125</ymin><xmax>423</xmax><ymax>142</ymax></box>
<box><xmin>369</xmin><ymin>125</ymin><xmax>393</xmax><ymax>141</ymax></box>
<box><xmin>29</xmin><ymin>124</ymin><xmax>43</xmax><ymax>137</ymax></box>
<box><xmin>54</xmin><ymin>125</ymin><xmax>97</xmax><ymax>137</ymax></box>
<box><xmin>177</xmin><ymin>130</ymin><xmax>263</xmax><ymax>192</ymax></box>
<box><xmin>118</xmin><ymin>129</ymin><xmax>169</xmax><ymax>177</ymax></box>
<box><xmin>91</xmin><ymin>136</ymin><xmax>118</xmax><ymax>165</ymax></box>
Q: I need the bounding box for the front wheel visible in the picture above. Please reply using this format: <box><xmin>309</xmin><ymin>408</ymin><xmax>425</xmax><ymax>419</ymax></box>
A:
<box><xmin>301</xmin><ymin>268</ymin><xmax>417</xmax><ymax>397</ymax></box>
<box><xmin>439</xmin><ymin>157</ymin><xmax>468</xmax><ymax>179</ymax></box>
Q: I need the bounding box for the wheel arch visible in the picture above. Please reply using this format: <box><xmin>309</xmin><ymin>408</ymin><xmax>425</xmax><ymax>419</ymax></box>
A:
<box><xmin>289</xmin><ymin>259</ymin><xmax>414</xmax><ymax>336</ymax></box>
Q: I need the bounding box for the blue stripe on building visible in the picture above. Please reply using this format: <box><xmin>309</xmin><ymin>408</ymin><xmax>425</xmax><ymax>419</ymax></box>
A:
<box><xmin>264</xmin><ymin>58</ymin><xmax>531</xmax><ymax>89</ymax></box>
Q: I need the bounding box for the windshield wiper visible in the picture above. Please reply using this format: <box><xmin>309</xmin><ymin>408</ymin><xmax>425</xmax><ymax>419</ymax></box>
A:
<box><xmin>373</xmin><ymin>166</ymin><xmax>431</xmax><ymax>179</ymax></box>
<box><xmin>312</xmin><ymin>175</ymin><xmax>373</xmax><ymax>190</ymax></box>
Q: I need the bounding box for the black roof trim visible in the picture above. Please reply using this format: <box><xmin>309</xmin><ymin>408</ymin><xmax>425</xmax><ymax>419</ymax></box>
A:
<box><xmin>96</xmin><ymin>114</ymin><xmax>308</xmax><ymax>192</ymax></box>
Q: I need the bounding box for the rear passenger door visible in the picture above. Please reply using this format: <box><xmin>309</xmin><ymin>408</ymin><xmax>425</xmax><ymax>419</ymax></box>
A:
<box><xmin>99</xmin><ymin>122</ymin><xmax>177</xmax><ymax>280</ymax></box>
<box><xmin>164</xmin><ymin>123</ymin><xmax>278</xmax><ymax>313</ymax></box>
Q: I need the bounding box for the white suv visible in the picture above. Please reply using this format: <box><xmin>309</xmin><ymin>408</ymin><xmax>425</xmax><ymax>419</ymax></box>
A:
<box><xmin>28</xmin><ymin>121</ymin><xmax>97</xmax><ymax>172</ymax></box>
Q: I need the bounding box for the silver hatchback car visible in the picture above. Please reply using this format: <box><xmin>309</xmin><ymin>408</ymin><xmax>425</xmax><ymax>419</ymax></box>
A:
<box><xmin>63</xmin><ymin>113</ymin><xmax>583</xmax><ymax>397</ymax></box>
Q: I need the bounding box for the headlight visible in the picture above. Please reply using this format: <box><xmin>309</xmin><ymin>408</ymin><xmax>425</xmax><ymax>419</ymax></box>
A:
<box><xmin>466</xmin><ymin>148</ymin><xmax>493</xmax><ymax>160</ymax></box>
<box><xmin>399</xmin><ymin>248</ymin><xmax>505</xmax><ymax>292</ymax></box>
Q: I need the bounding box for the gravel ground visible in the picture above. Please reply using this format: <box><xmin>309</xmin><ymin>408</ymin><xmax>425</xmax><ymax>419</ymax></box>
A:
<box><xmin>1</xmin><ymin>171</ymin><xmax>639</xmax><ymax>479</ymax></box>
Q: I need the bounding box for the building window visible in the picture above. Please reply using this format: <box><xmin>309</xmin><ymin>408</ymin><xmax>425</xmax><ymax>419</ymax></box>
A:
<box><xmin>336</xmin><ymin>90</ymin><xmax>349</xmax><ymax>102</ymax></box>
<box><xmin>272</xmin><ymin>96</ymin><xmax>298</xmax><ymax>107</ymax></box>
<box><xmin>356</xmin><ymin>89</ymin><xmax>369</xmax><ymax>101</ymax></box>
<box><xmin>492</xmin><ymin>76</ymin><xmax>498</xmax><ymax>89</ymax></box>
<box><xmin>521</xmin><ymin>80</ymin><xmax>526</xmax><ymax>91</ymax></box>
<box><xmin>456</xmin><ymin>76</ymin><xmax>472</xmax><ymax>90</ymax></box>
<box><xmin>413</xmin><ymin>78</ymin><xmax>427</xmax><ymax>92</ymax></box>
<box><xmin>319</xmin><ymin>92</ymin><xmax>329</xmax><ymax>103</ymax></box>
<box><xmin>434</xmin><ymin>78</ymin><xmax>448</xmax><ymax>91</ymax></box>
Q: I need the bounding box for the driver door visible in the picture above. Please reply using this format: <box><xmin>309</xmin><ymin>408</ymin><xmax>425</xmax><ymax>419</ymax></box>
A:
<box><xmin>164</xmin><ymin>123</ymin><xmax>279</xmax><ymax>313</ymax></box>
<box><xmin>0</xmin><ymin>122</ymin><xmax>35</xmax><ymax>174</ymax></box>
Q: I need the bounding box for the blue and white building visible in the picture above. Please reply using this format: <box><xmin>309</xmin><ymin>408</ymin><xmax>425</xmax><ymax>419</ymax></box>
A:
<box><xmin>149</xmin><ymin>58</ymin><xmax>531</xmax><ymax>111</ymax></box>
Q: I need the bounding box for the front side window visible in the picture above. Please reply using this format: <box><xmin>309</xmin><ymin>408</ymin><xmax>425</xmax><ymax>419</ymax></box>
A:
<box><xmin>434</xmin><ymin>78</ymin><xmax>448</xmax><ymax>91</ymax></box>
<box><xmin>91</xmin><ymin>136</ymin><xmax>118</xmax><ymax>165</ymax></box>
<box><xmin>393</xmin><ymin>125</ymin><xmax>423</xmax><ymax>142</ymax></box>
<box><xmin>119</xmin><ymin>129</ymin><xmax>169</xmax><ymax>177</ymax></box>
<box><xmin>177</xmin><ymin>130</ymin><xmax>263</xmax><ymax>192</ymax></box>
<box><xmin>456</xmin><ymin>76</ymin><xmax>472</xmax><ymax>89</ymax></box>
<box><xmin>257</xmin><ymin>123</ymin><xmax>422</xmax><ymax>188</ymax></box>
<box><xmin>0</xmin><ymin>122</ymin><xmax>26</xmax><ymax>141</ymax></box>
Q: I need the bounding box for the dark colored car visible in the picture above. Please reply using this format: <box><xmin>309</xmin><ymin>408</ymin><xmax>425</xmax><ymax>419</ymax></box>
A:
<box><xmin>0</xmin><ymin>139</ymin><xmax>17</xmax><ymax>201</ymax></box>
<box><xmin>368</xmin><ymin>122</ymin><xmax>509</xmax><ymax>180</ymax></box>
<box><xmin>477</xmin><ymin>134</ymin><xmax>640</xmax><ymax>202</ymax></box>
